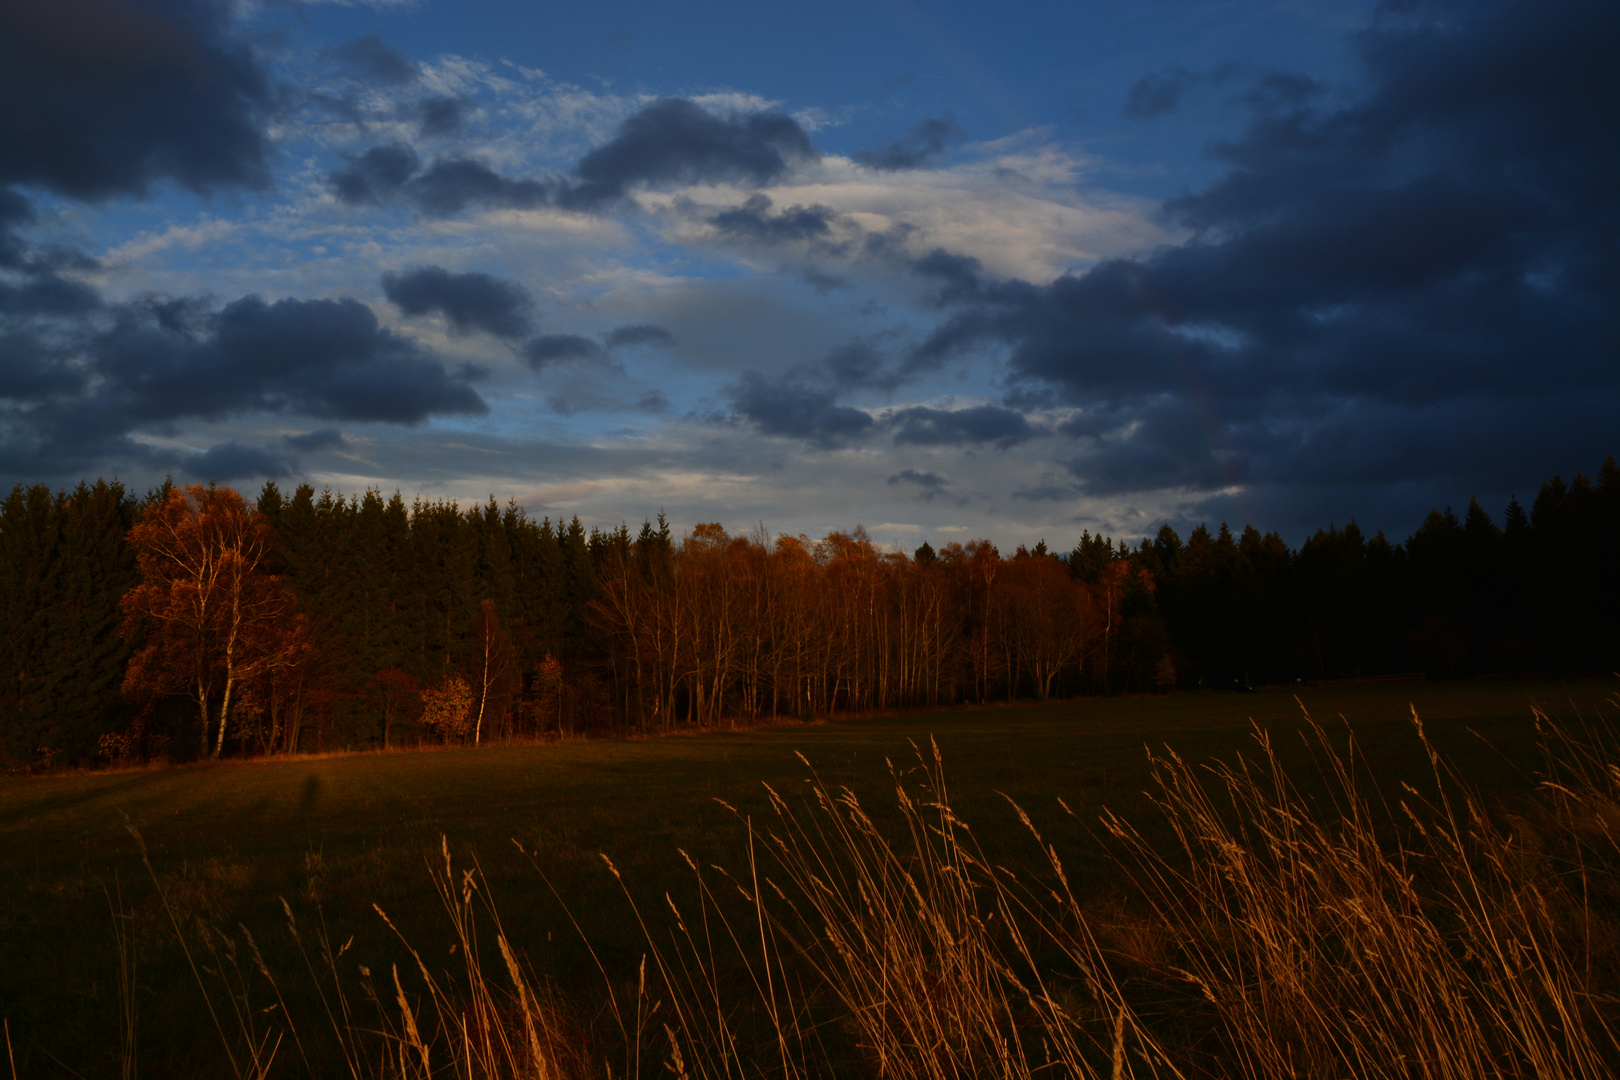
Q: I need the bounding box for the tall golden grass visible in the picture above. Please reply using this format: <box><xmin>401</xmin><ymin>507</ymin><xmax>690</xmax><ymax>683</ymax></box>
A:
<box><xmin>114</xmin><ymin>703</ymin><xmax>1620</xmax><ymax>1078</ymax></box>
<box><xmin>1096</xmin><ymin>708</ymin><xmax>1620</xmax><ymax>1079</ymax></box>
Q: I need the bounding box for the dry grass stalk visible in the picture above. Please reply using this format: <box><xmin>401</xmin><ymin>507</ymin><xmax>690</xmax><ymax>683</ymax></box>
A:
<box><xmin>1096</xmin><ymin>705</ymin><xmax>1620</xmax><ymax>1080</ymax></box>
<box><xmin>622</xmin><ymin>739</ymin><xmax>1174</xmax><ymax>1080</ymax></box>
<box><xmin>105</xmin><ymin>875</ymin><xmax>140</xmax><ymax>1080</ymax></box>
<box><xmin>106</xmin><ymin>699</ymin><xmax>1620</xmax><ymax>1080</ymax></box>
<box><xmin>124</xmin><ymin>815</ymin><xmax>286</xmax><ymax>1079</ymax></box>
<box><xmin>371</xmin><ymin>837</ymin><xmax>578</xmax><ymax>1079</ymax></box>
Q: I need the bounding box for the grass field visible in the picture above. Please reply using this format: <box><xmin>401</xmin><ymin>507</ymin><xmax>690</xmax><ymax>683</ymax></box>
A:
<box><xmin>1</xmin><ymin>680</ymin><xmax>1615</xmax><ymax>1077</ymax></box>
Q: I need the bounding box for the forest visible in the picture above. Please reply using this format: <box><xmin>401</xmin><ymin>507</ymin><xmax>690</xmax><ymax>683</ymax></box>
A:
<box><xmin>1</xmin><ymin>458</ymin><xmax>1616</xmax><ymax>770</ymax></box>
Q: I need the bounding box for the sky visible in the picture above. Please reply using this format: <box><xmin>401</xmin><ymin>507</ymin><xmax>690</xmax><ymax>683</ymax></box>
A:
<box><xmin>1</xmin><ymin>0</ymin><xmax>1615</xmax><ymax>549</ymax></box>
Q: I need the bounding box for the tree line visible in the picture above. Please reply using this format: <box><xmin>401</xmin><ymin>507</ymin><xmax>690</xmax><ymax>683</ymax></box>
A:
<box><xmin>1</xmin><ymin>458</ymin><xmax>1615</xmax><ymax>769</ymax></box>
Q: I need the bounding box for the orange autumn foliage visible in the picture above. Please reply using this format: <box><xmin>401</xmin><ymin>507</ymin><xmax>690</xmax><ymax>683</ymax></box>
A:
<box><xmin>120</xmin><ymin>484</ymin><xmax>300</xmax><ymax>758</ymax></box>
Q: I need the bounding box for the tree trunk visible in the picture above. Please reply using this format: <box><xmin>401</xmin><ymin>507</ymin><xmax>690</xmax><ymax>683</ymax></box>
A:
<box><xmin>196</xmin><ymin>680</ymin><xmax>210</xmax><ymax>759</ymax></box>
<box><xmin>214</xmin><ymin>669</ymin><xmax>233</xmax><ymax>759</ymax></box>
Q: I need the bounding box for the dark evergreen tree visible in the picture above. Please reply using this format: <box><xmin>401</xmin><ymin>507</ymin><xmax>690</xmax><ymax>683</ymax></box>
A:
<box><xmin>1404</xmin><ymin>509</ymin><xmax>1470</xmax><ymax>677</ymax></box>
<box><xmin>0</xmin><ymin>481</ymin><xmax>139</xmax><ymax>766</ymax></box>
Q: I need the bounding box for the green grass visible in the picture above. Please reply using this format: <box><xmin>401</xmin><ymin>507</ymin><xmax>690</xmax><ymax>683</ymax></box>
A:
<box><xmin>1</xmin><ymin>680</ymin><xmax>1613</xmax><ymax>1077</ymax></box>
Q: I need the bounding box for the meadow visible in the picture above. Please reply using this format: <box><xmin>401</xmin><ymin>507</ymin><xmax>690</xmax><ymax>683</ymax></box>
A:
<box><xmin>1</xmin><ymin>680</ymin><xmax>1615</xmax><ymax>1078</ymax></box>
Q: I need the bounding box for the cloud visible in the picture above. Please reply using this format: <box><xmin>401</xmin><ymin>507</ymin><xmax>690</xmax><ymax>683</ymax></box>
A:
<box><xmin>705</xmin><ymin>138</ymin><xmax>1166</xmax><ymax>284</ymax></box>
<box><xmin>405</xmin><ymin>158</ymin><xmax>552</xmax><ymax>217</ymax></box>
<box><xmin>818</xmin><ymin>342</ymin><xmax>891</xmax><ymax>390</ymax></box>
<box><xmin>1059</xmin><ymin>398</ymin><xmax>1240</xmax><ymax>496</ymax></box>
<box><xmin>328</xmin><ymin>147</ymin><xmax>549</xmax><ymax>216</ymax></box>
<box><xmin>0</xmin><ymin>0</ymin><xmax>273</xmax><ymax>200</ymax></box>
<box><xmin>899</xmin><ymin>0</ymin><xmax>1620</xmax><ymax>518</ymax></box>
<box><xmin>0</xmin><ymin>189</ymin><xmax>35</xmax><ymax>269</ymax></box>
<box><xmin>416</xmin><ymin>95</ymin><xmax>468</xmax><ymax>137</ymax></box>
<box><xmin>324</xmin><ymin>34</ymin><xmax>418</xmax><ymax>85</ymax></box>
<box><xmin>1122</xmin><ymin>64</ymin><xmax>1240</xmax><ymax>118</ymax></box>
<box><xmin>886</xmin><ymin>465</ymin><xmax>962</xmax><ymax>503</ymax></box>
<box><xmin>0</xmin><ymin>328</ymin><xmax>90</xmax><ymax>399</ymax></box>
<box><xmin>283</xmin><ymin>429</ymin><xmax>346</xmax><ymax>451</ymax></box>
<box><xmin>1011</xmin><ymin>483</ymin><xmax>1079</xmax><ymax>502</ymax></box>
<box><xmin>523</xmin><ymin>334</ymin><xmax>607</xmax><ymax>367</ymax></box>
<box><xmin>560</xmin><ymin>98</ymin><xmax>817</xmax><ymax>209</ymax></box>
<box><xmin>329</xmin><ymin>144</ymin><xmax>421</xmax><ymax>205</ymax></box>
<box><xmin>728</xmin><ymin>371</ymin><xmax>874</xmax><ymax>448</ymax></box>
<box><xmin>382</xmin><ymin>265</ymin><xmax>535</xmax><ymax>339</ymax></box>
<box><xmin>890</xmin><ymin>405</ymin><xmax>1038</xmax><ymax>448</ymax></box>
<box><xmin>888</xmin><ymin>468</ymin><xmax>947</xmax><ymax>488</ymax></box>
<box><xmin>721</xmin><ymin>341</ymin><xmax>901</xmax><ymax>448</ymax></box>
<box><xmin>852</xmin><ymin>116</ymin><xmax>962</xmax><ymax>170</ymax></box>
<box><xmin>1</xmin><ymin>286</ymin><xmax>489</xmax><ymax>484</ymax></box>
<box><xmin>604</xmin><ymin>323</ymin><xmax>676</xmax><ymax>348</ymax></box>
<box><xmin>90</xmin><ymin>294</ymin><xmax>488</xmax><ymax>424</ymax></box>
<box><xmin>710</xmin><ymin>194</ymin><xmax>836</xmax><ymax>243</ymax></box>
<box><xmin>1123</xmin><ymin>69</ymin><xmax>1200</xmax><ymax>118</ymax></box>
<box><xmin>911</xmin><ymin>248</ymin><xmax>992</xmax><ymax>306</ymax></box>
<box><xmin>803</xmin><ymin>268</ymin><xmax>848</xmax><ymax>293</ymax></box>
<box><xmin>189</xmin><ymin>441</ymin><xmax>291</xmax><ymax>482</ymax></box>
<box><xmin>0</xmin><ymin>273</ymin><xmax>100</xmax><ymax>318</ymax></box>
<box><xmin>328</xmin><ymin>98</ymin><xmax>819</xmax><ymax>219</ymax></box>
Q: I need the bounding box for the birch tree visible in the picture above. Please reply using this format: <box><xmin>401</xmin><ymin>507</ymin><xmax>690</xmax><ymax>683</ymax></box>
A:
<box><xmin>121</xmin><ymin>484</ymin><xmax>294</xmax><ymax>759</ymax></box>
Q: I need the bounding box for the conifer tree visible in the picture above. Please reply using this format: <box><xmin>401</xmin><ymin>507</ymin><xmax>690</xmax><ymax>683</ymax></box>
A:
<box><xmin>0</xmin><ymin>480</ymin><xmax>139</xmax><ymax>766</ymax></box>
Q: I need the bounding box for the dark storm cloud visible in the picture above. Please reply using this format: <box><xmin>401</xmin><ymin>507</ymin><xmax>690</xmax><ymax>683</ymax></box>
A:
<box><xmin>604</xmin><ymin>323</ymin><xmax>676</xmax><ymax>348</ymax></box>
<box><xmin>888</xmin><ymin>468</ymin><xmax>947</xmax><ymax>489</ymax></box>
<box><xmin>887</xmin><ymin>467</ymin><xmax>960</xmax><ymax>503</ymax></box>
<box><xmin>189</xmin><ymin>441</ymin><xmax>290</xmax><ymax>482</ymax></box>
<box><xmin>283</xmin><ymin>429</ymin><xmax>345</xmax><ymax>452</ymax></box>
<box><xmin>382</xmin><ymin>266</ymin><xmax>535</xmax><ymax>339</ymax></box>
<box><xmin>890</xmin><ymin>405</ymin><xmax>1038</xmax><ymax>448</ymax></box>
<box><xmin>0</xmin><ymin>275</ymin><xmax>100</xmax><ymax>318</ymax></box>
<box><xmin>1011</xmin><ymin>483</ymin><xmax>1080</xmax><ymax>502</ymax></box>
<box><xmin>560</xmin><ymin>98</ymin><xmax>817</xmax><ymax>210</ymax></box>
<box><xmin>728</xmin><ymin>372</ymin><xmax>874</xmax><ymax>448</ymax></box>
<box><xmin>710</xmin><ymin>194</ymin><xmax>836</xmax><ymax>243</ymax></box>
<box><xmin>0</xmin><ymin>0</ymin><xmax>273</xmax><ymax>200</ymax></box>
<box><xmin>1123</xmin><ymin>69</ymin><xmax>1199</xmax><ymax>118</ymax></box>
<box><xmin>522</xmin><ymin>335</ymin><xmax>607</xmax><ymax>367</ymax></box>
<box><xmin>87</xmin><ymin>295</ymin><xmax>487</xmax><ymax>424</ymax></box>
<box><xmin>1122</xmin><ymin>64</ymin><xmax>1240</xmax><ymax>119</ymax></box>
<box><xmin>0</xmin><ymin>190</ymin><xmax>36</xmax><ymax>269</ymax></box>
<box><xmin>0</xmin><ymin>330</ymin><xmax>88</xmax><ymax>399</ymax></box>
<box><xmin>329</xmin><ymin>99</ymin><xmax>816</xmax><ymax>219</ymax></box>
<box><xmin>726</xmin><ymin>341</ymin><xmax>907</xmax><ymax>446</ymax></box>
<box><xmin>0</xmin><ymin>191</ymin><xmax>103</xmax><ymax>406</ymax></box>
<box><xmin>417</xmin><ymin>95</ymin><xmax>468</xmax><ymax>137</ymax></box>
<box><xmin>902</xmin><ymin>0</ymin><xmax>1620</xmax><ymax>533</ymax></box>
<box><xmin>0</xmin><ymin>4</ymin><xmax>503</xmax><ymax>486</ymax></box>
<box><xmin>910</xmin><ymin>248</ymin><xmax>994</xmax><ymax>307</ymax></box>
<box><xmin>820</xmin><ymin>342</ymin><xmax>888</xmax><ymax>388</ymax></box>
<box><xmin>852</xmin><ymin>116</ymin><xmax>962</xmax><ymax>170</ymax></box>
<box><xmin>325</xmin><ymin>35</ymin><xmax>418</xmax><ymax>85</ymax></box>
<box><xmin>329</xmin><ymin>144</ymin><xmax>421</xmax><ymax>205</ymax></box>
<box><xmin>328</xmin><ymin>148</ymin><xmax>549</xmax><ymax>216</ymax></box>
<box><xmin>1060</xmin><ymin>397</ymin><xmax>1241</xmax><ymax>496</ymax></box>
<box><xmin>0</xmin><ymin>291</ymin><xmax>486</xmax><ymax>484</ymax></box>
<box><xmin>804</xmin><ymin>268</ymin><xmax>848</xmax><ymax>294</ymax></box>
<box><xmin>752</xmin><ymin>340</ymin><xmax>895</xmax><ymax>401</ymax></box>
<box><xmin>406</xmin><ymin>159</ymin><xmax>550</xmax><ymax>217</ymax></box>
